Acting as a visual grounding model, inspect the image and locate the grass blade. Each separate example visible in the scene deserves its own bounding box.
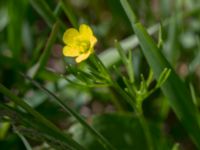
[21,73,116,150]
[29,0,65,30]
[120,0,200,148]
[0,103,76,150]
[0,83,85,150]
[60,0,78,28]
[7,0,28,60]
[29,0,56,28]
[99,4,200,68]
[15,129,33,150]
[27,21,60,78]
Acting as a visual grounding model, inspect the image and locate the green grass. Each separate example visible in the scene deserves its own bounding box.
[0,0,200,149]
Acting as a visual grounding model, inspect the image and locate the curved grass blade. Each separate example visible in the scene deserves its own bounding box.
[21,73,116,150]
[120,0,200,148]
[7,0,28,60]
[0,104,76,150]
[0,83,85,150]
[99,4,200,68]
[29,0,55,27]
[60,0,78,28]
[29,0,65,30]
[14,129,33,150]
[27,21,60,78]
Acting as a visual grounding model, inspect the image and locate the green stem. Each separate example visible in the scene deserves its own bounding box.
[138,113,154,150]
[90,52,154,149]
[114,80,154,150]
[112,81,135,108]
[90,53,112,80]
[90,53,135,110]
[109,87,126,112]
[135,100,154,150]
[91,47,154,150]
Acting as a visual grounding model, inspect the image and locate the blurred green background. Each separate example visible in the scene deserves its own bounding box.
[0,0,200,149]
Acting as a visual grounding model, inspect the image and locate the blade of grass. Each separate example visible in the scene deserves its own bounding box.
[134,20,200,148]
[21,73,116,150]
[99,4,200,67]
[29,0,55,27]
[29,0,65,30]
[28,0,67,78]
[27,21,60,78]
[7,0,28,60]
[0,103,76,150]
[120,0,200,148]
[60,0,78,28]
[0,83,85,150]
[15,129,33,150]
[99,24,159,67]
[189,83,198,106]
[28,1,64,68]
[54,1,62,16]
[115,41,134,83]
[28,37,46,67]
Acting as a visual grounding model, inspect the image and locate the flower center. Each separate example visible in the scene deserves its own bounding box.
[76,40,90,54]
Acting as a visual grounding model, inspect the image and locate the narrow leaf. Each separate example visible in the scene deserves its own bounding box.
[61,0,78,28]
[21,74,116,150]
[0,83,85,150]
[27,21,60,78]
[120,0,200,148]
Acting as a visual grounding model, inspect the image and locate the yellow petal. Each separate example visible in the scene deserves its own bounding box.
[75,50,92,63]
[79,24,93,39]
[90,36,97,47]
[63,28,79,45]
[63,46,80,57]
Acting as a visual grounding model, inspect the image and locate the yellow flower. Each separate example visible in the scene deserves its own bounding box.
[62,24,97,63]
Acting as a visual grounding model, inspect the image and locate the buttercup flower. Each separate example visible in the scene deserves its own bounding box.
[62,24,97,63]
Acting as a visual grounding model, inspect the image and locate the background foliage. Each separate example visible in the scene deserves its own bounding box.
[0,0,200,150]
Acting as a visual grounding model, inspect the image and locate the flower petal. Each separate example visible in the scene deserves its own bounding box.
[90,36,97,47]
[79,24,93,39]
[63,46,80,57]
[75,50,92,63]
[63,28,79,45]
